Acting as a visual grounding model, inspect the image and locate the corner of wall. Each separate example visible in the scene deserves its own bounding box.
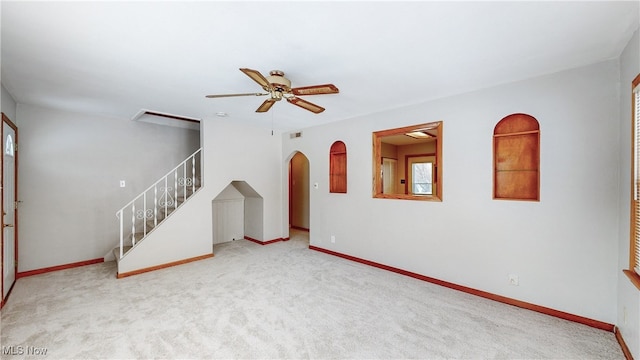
[1,83,18,122]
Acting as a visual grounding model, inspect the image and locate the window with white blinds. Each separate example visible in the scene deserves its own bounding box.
[632,74,640,276]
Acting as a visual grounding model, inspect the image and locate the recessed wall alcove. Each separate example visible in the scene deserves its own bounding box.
[212,181,263,245]
[493,113,540,201]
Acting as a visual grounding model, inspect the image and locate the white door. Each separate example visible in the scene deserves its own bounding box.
[2,116,17,300]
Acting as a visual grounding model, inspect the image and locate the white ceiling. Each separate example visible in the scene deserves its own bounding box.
[1,1,638,132]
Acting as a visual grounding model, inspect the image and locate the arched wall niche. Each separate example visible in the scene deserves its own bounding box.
[493,113,540,201]
[330,141,347,194]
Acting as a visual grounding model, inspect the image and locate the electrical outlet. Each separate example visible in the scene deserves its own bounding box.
[331,235,335,243]
[508,274,519,286]
[119,180,126,188]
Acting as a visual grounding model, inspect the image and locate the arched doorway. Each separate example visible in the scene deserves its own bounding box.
[288,152,310,239]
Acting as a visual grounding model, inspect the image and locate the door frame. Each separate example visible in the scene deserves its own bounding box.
[288,151,310,232]
[1,112,18,307]
[382,157,398,194]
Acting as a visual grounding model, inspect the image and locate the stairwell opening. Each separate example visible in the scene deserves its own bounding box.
[212,181,263,246]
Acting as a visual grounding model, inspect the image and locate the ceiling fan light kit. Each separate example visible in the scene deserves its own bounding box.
[206,68,339,114]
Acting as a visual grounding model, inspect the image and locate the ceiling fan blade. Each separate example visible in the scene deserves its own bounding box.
[291,84,339,96]
[287,96,325,114]
[205,92,268,98]
[240,68,271,91]
[256,98,277,113]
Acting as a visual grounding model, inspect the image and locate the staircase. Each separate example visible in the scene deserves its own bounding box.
[114,148,202,263]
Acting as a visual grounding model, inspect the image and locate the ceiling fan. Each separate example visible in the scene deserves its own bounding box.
[206,68,339,114]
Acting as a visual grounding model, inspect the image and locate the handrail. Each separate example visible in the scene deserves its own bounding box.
[117,148,202,212]
[116,148,202,259]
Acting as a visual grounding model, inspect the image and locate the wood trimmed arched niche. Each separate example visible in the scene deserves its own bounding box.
[329,141,347,193]
[493,113,540,201]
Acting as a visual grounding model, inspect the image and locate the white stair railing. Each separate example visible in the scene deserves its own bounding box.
[116,148,202,259]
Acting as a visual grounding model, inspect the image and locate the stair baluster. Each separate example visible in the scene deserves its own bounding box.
[115,148,202,260]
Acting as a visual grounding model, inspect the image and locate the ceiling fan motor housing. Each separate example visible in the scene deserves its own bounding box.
[267,70,291,93]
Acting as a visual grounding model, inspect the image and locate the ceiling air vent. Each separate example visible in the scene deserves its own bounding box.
[290,131,303,139]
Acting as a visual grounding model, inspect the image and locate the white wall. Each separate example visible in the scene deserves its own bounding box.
[138,117,282,256]
[244,197,264,240]
[283,60,621,324]
[1,84,17,122]
[202,118,283,242]
[17,104,200,271]
[617,28,640,358]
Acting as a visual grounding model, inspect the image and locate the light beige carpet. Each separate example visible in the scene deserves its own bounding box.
[0,230,624,359]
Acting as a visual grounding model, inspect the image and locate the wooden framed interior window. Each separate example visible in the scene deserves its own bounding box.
[493,114,540,201]
[627,73,640,290]
[329,141,347,193]
[373,121,442,201]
